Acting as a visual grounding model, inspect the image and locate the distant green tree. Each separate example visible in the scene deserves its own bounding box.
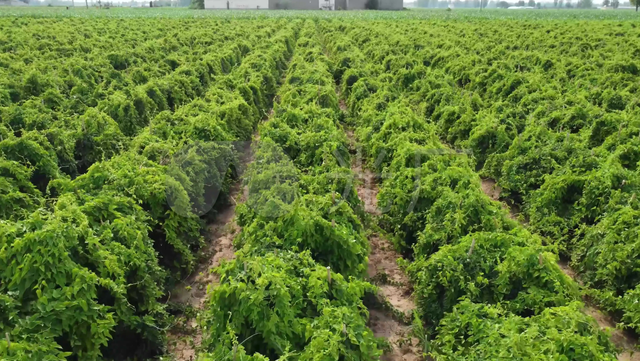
[631,0,638,11]
[612,0,619,7]
[602,0,610,5]
[516,0,524,5]
[527,0,534,5]
[554,0,558,6]
[559,0,563,6]
[565,0,572,6]
[190,0,203,8]
[577,0,591,7]
[497,0,509,6]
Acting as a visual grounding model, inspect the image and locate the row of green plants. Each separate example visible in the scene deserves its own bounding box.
[0,17,265,108]
[0,18,285,223]
[0,18,297,360]
[3,13,637,360]
[370,18,640,335]
[321,19,622,359]
[197,21,384,361]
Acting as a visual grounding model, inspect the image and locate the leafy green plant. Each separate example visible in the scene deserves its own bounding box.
[408,232,578,325]
[429,300,618,360]
[201,251,380,360]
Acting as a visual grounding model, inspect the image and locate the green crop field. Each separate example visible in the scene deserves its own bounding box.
[0,6,639,361]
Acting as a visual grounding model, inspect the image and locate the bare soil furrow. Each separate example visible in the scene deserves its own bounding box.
[345,128,422,361]
[166,140,253,361]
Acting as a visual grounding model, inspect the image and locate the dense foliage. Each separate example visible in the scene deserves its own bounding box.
[198,22,382,361]
[320,17,625,359]
[352,15,640,334]
[2,8,640,361]
[0,16,296,359]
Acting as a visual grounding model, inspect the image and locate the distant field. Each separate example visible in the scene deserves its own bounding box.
[2,6,640,19]
[1,7,639,361]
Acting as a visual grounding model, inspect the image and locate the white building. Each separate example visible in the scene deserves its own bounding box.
[205,0,268,8]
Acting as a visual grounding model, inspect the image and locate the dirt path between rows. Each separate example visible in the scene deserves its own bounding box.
[480,178,520,220]
[481,178,639,361]
[330,32,421,358]
[166,142,252,361]
[345,127,422,361]
[164,43,295,360]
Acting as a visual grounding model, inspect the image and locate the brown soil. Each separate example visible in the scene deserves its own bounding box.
[352,150,380,216]
[166,143,253,361]
[480,178,501,201]
[346,127,422,361]
[337,85,348,112]
[480,177,639,360]
[166,196,240,361]
[169,202,239,308]
[584,307,640,361]
[339,99,347,112]
[481,178,518,220]
[370,309,423,361]
[367,234,414,315]
[557,259,580,284]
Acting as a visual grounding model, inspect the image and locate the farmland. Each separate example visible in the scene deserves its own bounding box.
[1,7,639,361]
